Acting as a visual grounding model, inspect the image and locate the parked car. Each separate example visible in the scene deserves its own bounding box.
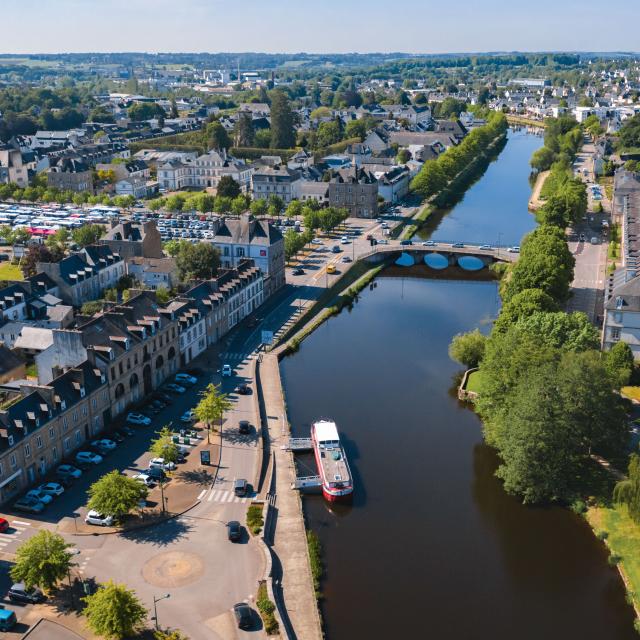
[331,245,341,254]
[75,451,103,466]
[400,240,413,246]
[451,242,465,248]
[84,510,114,527]
[25,489,52,505]
[175,373,197,385]
[126,412,151,426]
[507,246,520,253]
[341,256,352,263]
[37,482,65,497]
[479,244,493,251]
[326,264,337,274]
[292,267,305,275]
[149,457,176,472]
[56,464,82,480]
[133,473,156,487]
[233,602,253,630]
[146,466,167,482]
[311,238,322,245]
[0,518,9,533]
[153,392,173,405]
[163,383,186,394]
[227,520,242,542]
[221,364,232,377]
[235,383,250,395]
[119,426,136,437]
[340,236,349,244]
[91,439,117,452]
[180,410,196,423]
[0,607,17,631]
[422,240,437,246]
[8,583,45,604]
[13,496,45,514]
[238,420,251,435]
[233,478,249,497]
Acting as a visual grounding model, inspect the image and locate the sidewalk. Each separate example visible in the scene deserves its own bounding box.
[259,353,323,640]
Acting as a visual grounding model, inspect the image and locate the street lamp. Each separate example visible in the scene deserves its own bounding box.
[152,593,170,630]
[159,480,166,514]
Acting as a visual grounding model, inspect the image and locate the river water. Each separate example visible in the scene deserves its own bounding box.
[280,129,637,639]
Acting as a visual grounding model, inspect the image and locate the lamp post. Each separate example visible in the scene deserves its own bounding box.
[152,593,170,630]
[160,480,166,514]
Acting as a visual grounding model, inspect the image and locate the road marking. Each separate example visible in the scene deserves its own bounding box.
[197,490,206,500]
[207,490,215,502]
[0,534,15,541]
[12,520,30,527]
[0,542,7,547]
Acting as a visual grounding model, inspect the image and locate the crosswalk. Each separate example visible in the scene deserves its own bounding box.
[220,352,247,361]
[197,488,250,504]
[0,519,31,550]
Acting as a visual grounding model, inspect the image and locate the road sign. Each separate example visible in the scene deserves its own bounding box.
[200,450,211,465]
[261,330,274,345]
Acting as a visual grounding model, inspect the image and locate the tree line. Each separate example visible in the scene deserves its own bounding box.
[411,111,508,199]
[530,115,583,173]
[449,223,634,504]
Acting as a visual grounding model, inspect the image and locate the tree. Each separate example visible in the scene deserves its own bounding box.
[344,119,369,142]
[234,112,255,147]
[315,120,342,148]
[613,454,640,523]
[128,102,165,122]
[81,300,104,316]
[170,98,179,119]
[150,426,181,463]
[84,581,148,640]
[155,631,189,640]
[270,90,296,149]
[397,149,411,164]
[217,176,241,199]
[206,121,231,151]
[250,198,268,217]
[411,159,448,198]
[285,200,303,219]
[605,341,635,388]
[163,239,188,257]
[448,329,487,368]
[515,311,599,352]
[155,286,171,305]
[72,223,104,247]
[88,470,148,519]
[21,244,63,278]
[493,288,558,332]
[89,107,115,124]
[175,242,220,281]
[194,383,232,436]
[530,146,556,172]
[501,225,574,304]
[11,530,74,592]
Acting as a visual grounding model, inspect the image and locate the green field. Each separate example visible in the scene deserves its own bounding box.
[466,370,485,394]
[0,263,24,281]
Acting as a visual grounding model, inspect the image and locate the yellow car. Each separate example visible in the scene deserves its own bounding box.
[326,264,336,274]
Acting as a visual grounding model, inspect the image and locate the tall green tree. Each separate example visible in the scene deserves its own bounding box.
[84,581,148,640]
[206,121,231,151]
[72,223,104,247]
[175,242,220,281]
[449,329,487,368]
[234,112,255,147]
[613,454,640,523]
[11,530,74,592]
[217,176,241,199]
[194,383,232,435]
[605,341,635,388]
[150,426,181,463]
[88,470,148,519]
[270,90,296,149]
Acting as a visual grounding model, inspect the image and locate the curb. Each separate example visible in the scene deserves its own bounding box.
[68,499,201,537]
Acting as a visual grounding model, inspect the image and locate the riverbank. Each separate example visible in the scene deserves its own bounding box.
[528,169,549,211]
[506,114,546,128]
[397,132,508,240]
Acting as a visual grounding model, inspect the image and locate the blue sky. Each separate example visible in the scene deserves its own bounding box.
[3,0,639,54]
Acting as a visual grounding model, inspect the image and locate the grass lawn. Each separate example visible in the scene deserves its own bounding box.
[587,504,640,614]
[622,386,640,402]
[0,263,23,281]
[466,370,485,394]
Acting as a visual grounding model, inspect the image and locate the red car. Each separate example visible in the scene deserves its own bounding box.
[0,518,9,533]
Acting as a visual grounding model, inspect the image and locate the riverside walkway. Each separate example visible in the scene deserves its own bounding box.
[258,352,323,640]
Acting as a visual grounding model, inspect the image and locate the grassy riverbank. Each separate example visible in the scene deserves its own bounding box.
[506,114,546,129]
[587,504,640,625]
[307,530,323,598]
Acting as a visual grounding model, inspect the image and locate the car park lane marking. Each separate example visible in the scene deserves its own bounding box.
[12,520,31,527]
[197,489,206,500]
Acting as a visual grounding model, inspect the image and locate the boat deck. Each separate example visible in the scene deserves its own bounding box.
[317,442,351,486]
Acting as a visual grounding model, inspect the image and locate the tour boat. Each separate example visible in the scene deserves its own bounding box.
[311,420,353,502]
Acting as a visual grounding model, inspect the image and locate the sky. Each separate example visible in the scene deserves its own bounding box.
[3,0,639,54]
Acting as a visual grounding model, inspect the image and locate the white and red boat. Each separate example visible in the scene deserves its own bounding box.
[311,420,353,503]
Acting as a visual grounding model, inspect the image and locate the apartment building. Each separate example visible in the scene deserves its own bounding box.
[0,361,109,505]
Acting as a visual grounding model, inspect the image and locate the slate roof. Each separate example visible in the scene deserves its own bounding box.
[214,215,283,246]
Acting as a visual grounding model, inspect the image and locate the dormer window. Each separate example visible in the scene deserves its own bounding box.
[7,435,13,446]
[109,349,115,361]
[35,418,40,427]
[80,387,86,398]
[124,338,131,351]
[100,373,106,383]
[61,400,66,410]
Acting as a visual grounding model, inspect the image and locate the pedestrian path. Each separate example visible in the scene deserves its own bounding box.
[197,488,250,504]
[0,519,31,551]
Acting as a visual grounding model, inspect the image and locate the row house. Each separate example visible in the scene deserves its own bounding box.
[38,245,125,307]
[0,146,28,188]
[251,164,302,204]
[36,291,180,415]
[0,361,109,505]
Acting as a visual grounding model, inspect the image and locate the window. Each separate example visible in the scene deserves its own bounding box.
[92,398,97,409]
[24,443,31,458]
[612,327,621,341]
[49,427,55,440]
[73,411,78,423]
[64,438,71,451]
[36,436,42,449]
[111,367,116,380]
[63,416,68,430]
[82,406,88,417]
[52,447,58,461]
[10,454,17,469]
[75,431,81,444]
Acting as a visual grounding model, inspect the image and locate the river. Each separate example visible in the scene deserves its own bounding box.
[279,129,638,639]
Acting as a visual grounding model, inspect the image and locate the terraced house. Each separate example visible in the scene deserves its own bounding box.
[35,291,180,416]
[0,361,109,505]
